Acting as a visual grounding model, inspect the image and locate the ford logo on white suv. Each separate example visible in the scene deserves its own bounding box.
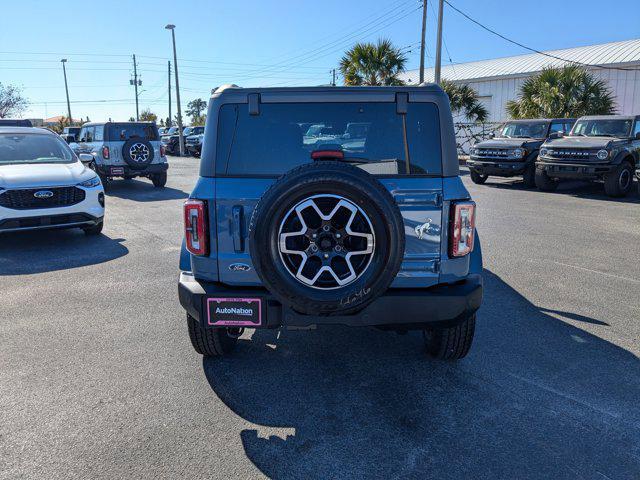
[33,190,54,199]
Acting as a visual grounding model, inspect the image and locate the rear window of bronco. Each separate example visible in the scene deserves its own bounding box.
[215,102,442,176]
[107,124,158,142]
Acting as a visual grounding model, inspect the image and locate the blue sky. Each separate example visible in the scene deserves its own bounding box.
[2,0,639,122]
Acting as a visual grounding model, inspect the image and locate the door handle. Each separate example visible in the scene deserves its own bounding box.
[232,206,244,253]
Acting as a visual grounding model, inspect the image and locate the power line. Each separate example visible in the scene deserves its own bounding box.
[443,0,638,72]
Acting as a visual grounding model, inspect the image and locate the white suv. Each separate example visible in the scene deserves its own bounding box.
[0,127,105,235]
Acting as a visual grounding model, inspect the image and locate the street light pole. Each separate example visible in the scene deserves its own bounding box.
[419,0,428,84]
[61,59,72,125]
[165,24,184,156]
[434,0,444,85]
[167,60,172,126]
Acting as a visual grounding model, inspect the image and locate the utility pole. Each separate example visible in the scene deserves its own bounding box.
[60,59,72,125]
[434,0,444,85]
[132,54,140,121]
[419,0,428,83]
[166,24,185,156]
[167,60,172,126]
[331,69,336,86]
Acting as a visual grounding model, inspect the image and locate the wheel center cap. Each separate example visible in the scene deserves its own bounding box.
[319,235,335,251]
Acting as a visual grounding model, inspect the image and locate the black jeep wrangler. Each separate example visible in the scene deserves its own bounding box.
[467,118,575,187]
[536,115,640,197]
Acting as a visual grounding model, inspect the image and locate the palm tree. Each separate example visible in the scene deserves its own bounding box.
[507,65,615,119]
[340,39,407,86]
[440,80,488,122]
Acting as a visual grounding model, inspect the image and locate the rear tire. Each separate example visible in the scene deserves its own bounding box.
[469,170,488,184]
[151,172,167,188]
[535,167,558,192]
[83,221,103,236]
[423,314,476,360]
[522,163,536,188]
[187,314,238,357]
[604,161,633,198]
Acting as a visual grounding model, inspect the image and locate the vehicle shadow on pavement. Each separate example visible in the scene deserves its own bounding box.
[202,269,640,480]
[104,179,189,202]
[0,229,128,274]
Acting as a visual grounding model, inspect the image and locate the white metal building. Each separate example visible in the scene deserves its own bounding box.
[399,38,640,122]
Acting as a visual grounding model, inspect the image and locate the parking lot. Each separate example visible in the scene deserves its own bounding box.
[1,156,639,479]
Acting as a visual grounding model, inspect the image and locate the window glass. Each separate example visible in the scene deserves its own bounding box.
[549,122,565,134]
[94,125,104,141]
[85,126,94,142]
[500,121,548,138]
[0,133,74,164]
[216,102,442,176]
[572,119,632,137]
[107,123,158,141]
[78,127,88,142]
[633,120,640,136]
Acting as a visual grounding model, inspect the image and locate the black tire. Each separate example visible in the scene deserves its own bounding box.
[187,314,238,356]
[151,172,167,188]
[535,167,558,192]
[122,138,154,170]
[604,161,633,198]
[82,221,103,236]
[423,314,476,360]
[249,161,405,316]
[522,163,536,188]
[469,170,488,184]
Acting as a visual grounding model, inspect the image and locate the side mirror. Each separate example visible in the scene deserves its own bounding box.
[488,132,495,139]
[78,153,94,163]
[548,131,563,139]
[635,132,640,140]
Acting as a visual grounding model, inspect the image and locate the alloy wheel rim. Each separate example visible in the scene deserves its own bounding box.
[277,194,375,290]
[129,143,150,162]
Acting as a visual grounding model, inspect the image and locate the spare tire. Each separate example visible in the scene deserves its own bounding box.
[249,161,405,316]
[122,138,154,169]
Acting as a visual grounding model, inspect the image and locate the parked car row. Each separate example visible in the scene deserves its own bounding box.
[467,115,640,197]
[160,126,204,156]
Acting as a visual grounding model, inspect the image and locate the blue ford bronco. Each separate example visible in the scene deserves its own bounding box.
[178,85,483,360]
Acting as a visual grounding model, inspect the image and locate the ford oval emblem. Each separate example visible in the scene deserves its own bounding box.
[34,190,54,199]
[229,263,251,272]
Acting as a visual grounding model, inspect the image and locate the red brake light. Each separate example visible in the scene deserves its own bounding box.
[449,201,476,257]
[101,145,110,159]
[311,149,344,160]
[184,199,209,256]
[160,145,166,157]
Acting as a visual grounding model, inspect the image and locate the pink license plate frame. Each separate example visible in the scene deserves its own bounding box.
[206,297,262,327]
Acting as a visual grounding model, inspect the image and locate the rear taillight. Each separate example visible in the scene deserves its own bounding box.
[101,145,110,159]
[449,201,476,257]
[160,145,166,157]
[184,199,209,256]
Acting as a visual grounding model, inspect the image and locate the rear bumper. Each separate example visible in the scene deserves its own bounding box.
[178,272,483,329]
[95,162,168,178]
[536,161,615,179]
[467,158,528,176]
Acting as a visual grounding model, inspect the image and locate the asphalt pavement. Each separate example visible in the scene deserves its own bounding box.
[1,158,639,479]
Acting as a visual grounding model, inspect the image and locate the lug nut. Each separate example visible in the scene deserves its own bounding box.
[336,233,341,238]
[323,253,329,259]
[312,233,317,238]
[335,245,342,252]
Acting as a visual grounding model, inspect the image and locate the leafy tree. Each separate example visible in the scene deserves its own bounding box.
[52,116,70,133]
[128,116,136,122]
[186,98,207,123]
[507,65,615,119]
[440,80,488,122]
[139,108,158,122]
[339,39,407,86]
[0,83,28,118]
[191,114,206,126]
